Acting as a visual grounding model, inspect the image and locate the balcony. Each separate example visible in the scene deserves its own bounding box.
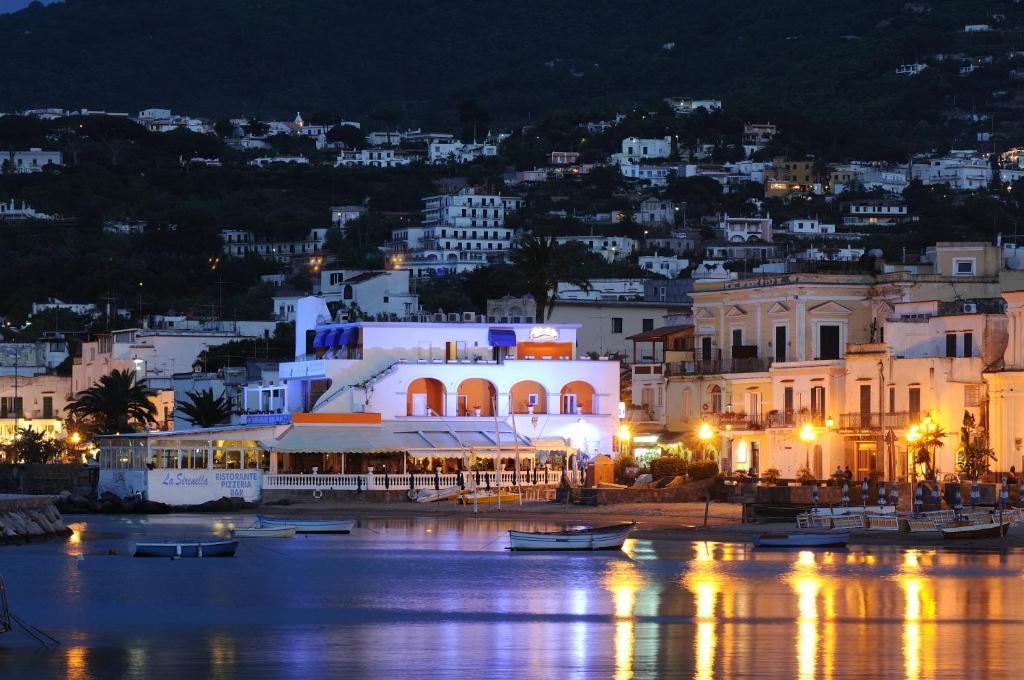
[665,356,772,376]
[838,412,913,431]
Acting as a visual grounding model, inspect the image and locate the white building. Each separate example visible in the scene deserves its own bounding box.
[96,297,622,505]
[554,235,637,261]
[798,246,866,261]
[1,149,62,173]
[390,188,524,276]
[664,97,722,115]
[0,374,71,442]
[427,142,497,164]
[639,255,689,278]
[31,298,98,318]
[896,63,928,76]
[0,340,71,376]
[778,218,836,236]
[556,279,646,301]
[720,215,773,242]
[330,205,367,230]
[636,197,677,225]
[273,269,420,322]
[842,199,910,228]
[0,199,52,220]
[248,156,310,168]
[336,149,413,168]
[221,228,328,262]
[620,136,673,162]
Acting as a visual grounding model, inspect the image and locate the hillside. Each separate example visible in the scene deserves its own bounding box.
[0,0,1022,136]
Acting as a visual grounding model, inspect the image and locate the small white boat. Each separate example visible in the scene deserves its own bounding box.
[509,522,635,551]
[231,525,297,538]
[752,532,850,548]
[257,515,356,534]
[414,485,462,503]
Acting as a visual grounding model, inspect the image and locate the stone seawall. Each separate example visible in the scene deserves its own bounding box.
[264,489,418,504]
[0,494,71,544]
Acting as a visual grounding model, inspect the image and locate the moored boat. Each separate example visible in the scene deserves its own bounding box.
[231,525,297,538]
[941,519,1011,539]
[458,490,520,505]
[414,486,462,503]
[752,532,850,548]
[508,522,635,551]
[257,515,356,534]
[133,539,240,558]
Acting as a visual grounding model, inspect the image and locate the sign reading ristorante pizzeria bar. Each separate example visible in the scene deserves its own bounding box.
[529,326,559,341]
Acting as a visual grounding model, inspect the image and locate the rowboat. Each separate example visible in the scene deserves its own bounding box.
[231,525,297,538]
[458,490,520,505]
[133,539,240,558]
[257,515,356,534]
[752,532,850,548]
[508,522,635,551]
[413,486,462,503]
[941,519,1011,539]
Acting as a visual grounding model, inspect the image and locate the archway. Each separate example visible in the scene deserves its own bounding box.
[510,380,547,414]
[456,378,497,416]
[560,381,596,415]
[407,378,445,416]
[707,384,722,414]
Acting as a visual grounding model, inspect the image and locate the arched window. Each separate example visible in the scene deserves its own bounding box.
[560,381,596,414]
[407,378,445,416]
[708,385,722,414]
[343,285,353,300]
[510,380,546,414]
[456,379,497,416]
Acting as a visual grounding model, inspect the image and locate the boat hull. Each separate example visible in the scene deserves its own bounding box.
[459,492,519,505]
[752,532,850,548]
[257,515,355,534]
[415,486,461,503]
[508,523,634,551]
[133,539,240,558]
[231,526,297,538]
[941,521,1011,539]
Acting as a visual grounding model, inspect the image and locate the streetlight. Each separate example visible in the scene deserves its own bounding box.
[799,422,817,470]
[906,423,922,481]
[616,423,632,460]
[697,421,715,460]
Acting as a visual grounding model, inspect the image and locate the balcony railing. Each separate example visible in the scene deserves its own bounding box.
[838,412,914,430]
[665,356,772,376]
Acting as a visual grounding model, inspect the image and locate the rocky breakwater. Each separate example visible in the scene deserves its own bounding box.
[0,493,72,544]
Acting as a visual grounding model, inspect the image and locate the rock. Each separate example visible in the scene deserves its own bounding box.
[139,500,170,514]
[58,490,72,500]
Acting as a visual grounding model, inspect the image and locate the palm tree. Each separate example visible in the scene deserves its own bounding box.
[509,234,593,321]
[176,388,234,429]
[67,369,157,434]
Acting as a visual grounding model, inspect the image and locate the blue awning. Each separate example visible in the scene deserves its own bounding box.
[488,328,517,347]
[324,329,342,348]
[312,331,329,349]
[334,327,359,347]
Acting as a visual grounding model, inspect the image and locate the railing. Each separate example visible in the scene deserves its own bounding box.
[241,413,292,426]
[263,468,574,491]
[838,412,914,430]
[665,356,772,376]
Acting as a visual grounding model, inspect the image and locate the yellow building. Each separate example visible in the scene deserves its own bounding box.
[765,158,822,199]
[654,242,1021,480]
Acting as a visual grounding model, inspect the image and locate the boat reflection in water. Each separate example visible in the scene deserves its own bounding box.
[2,516,1023,678]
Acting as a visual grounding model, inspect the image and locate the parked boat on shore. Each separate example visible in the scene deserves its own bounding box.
[941,519,1012,539]
[508,522,635,551]
[413,486,462,503]
[458,490,520,505]
[752,532,850,548]
[133,539,240,558]
[231,525,297,538]
[256,515,355,534]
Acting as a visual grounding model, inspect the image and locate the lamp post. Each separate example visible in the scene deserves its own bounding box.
[697,421,715,461]
[906,423,922,483]
[617,424,632,459]
[799,422,817,472]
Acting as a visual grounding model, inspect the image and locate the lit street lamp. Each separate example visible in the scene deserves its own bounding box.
[799,422,817,470]
[697,421,715,460]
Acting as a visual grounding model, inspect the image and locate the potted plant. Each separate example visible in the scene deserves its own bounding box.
[796,465,815,485]
[527,404,535,414]
[763,468,782,485]
[473,406,482,417]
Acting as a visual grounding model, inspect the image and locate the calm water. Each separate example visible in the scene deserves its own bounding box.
[0,515,1021,679]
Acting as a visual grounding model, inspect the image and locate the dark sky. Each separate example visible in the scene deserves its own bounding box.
[0,0,59,14]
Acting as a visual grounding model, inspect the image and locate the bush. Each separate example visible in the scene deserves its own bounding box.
[613,453,640,484]
[650,456,688,479]
[687,460,720,480]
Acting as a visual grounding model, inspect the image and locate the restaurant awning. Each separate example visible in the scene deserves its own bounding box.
[312,331,329,349]
[266,421,533,454]
[488,328,517,347]
[529,436,575,452]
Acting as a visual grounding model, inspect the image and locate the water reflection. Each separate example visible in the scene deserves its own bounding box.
[9,516,1024,678]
